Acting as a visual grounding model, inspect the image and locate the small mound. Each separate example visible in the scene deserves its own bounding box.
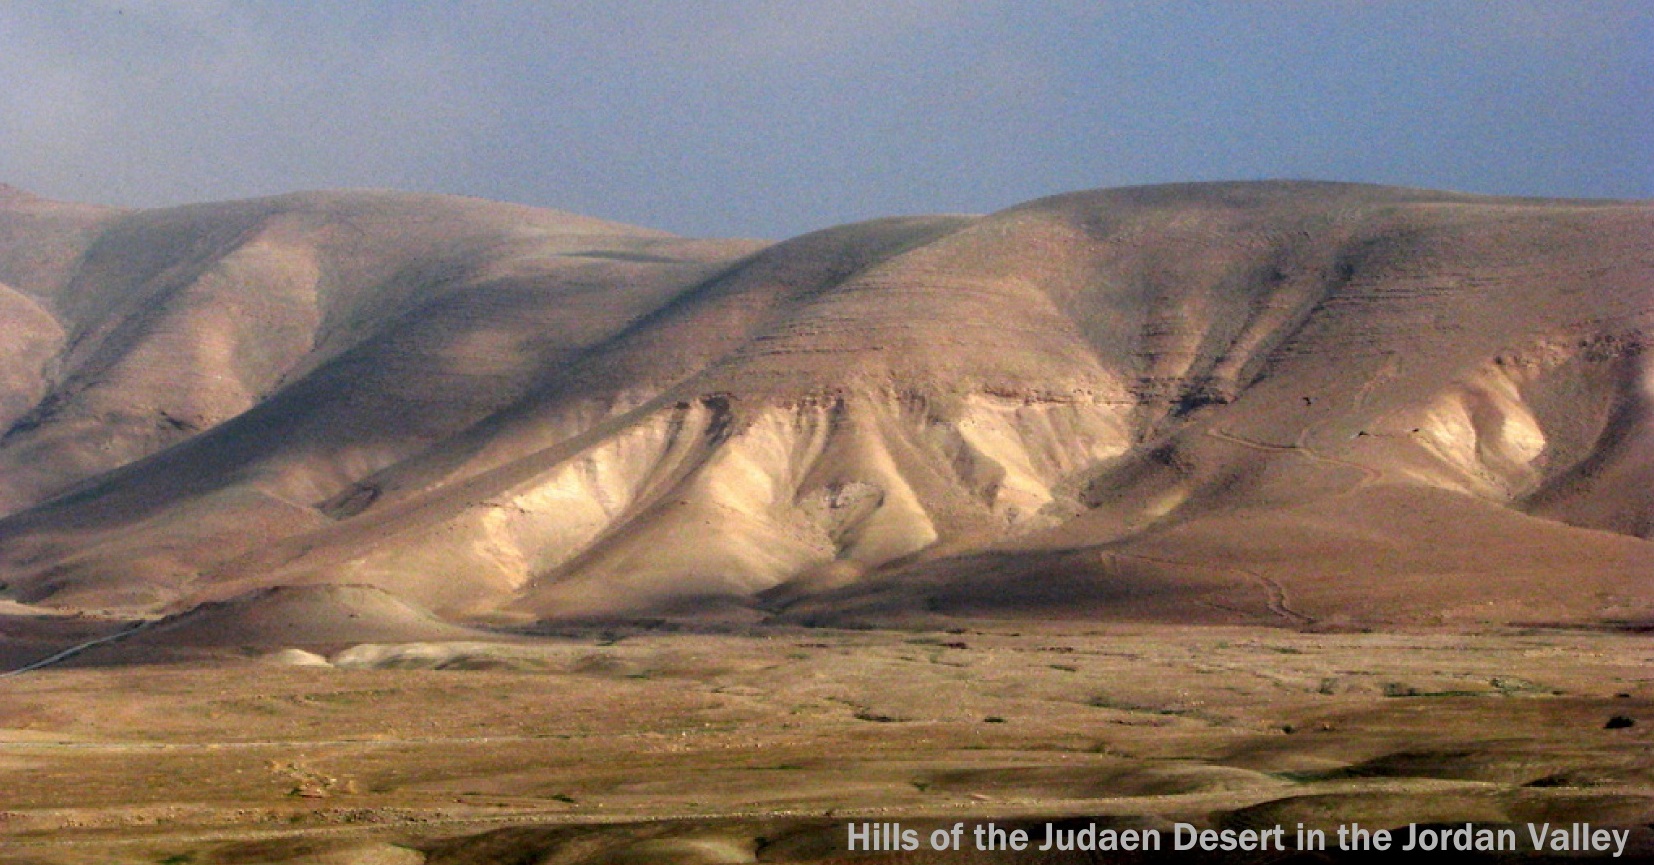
[1221,790,1510,833]
[134,584,482,648]
[261,647,333,667]
[604,837,756,864]
[1505,792,1654,826]
[327,641,657,674]
[330,641,541,671]
[922,763,1286,799]
[421,822,777,865]
[201,840,424,865]
[1321,748,1582,786]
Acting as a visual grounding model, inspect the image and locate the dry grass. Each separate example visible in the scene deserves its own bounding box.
[1,623,1651,862]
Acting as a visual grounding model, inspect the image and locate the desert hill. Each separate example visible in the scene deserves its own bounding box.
[0,181,1649,630]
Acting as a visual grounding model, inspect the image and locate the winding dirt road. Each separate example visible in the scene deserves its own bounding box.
[0,618,159,679]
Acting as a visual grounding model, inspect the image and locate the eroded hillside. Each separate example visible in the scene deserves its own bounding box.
[0,182,1649,629]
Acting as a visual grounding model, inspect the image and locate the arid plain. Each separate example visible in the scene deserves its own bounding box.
[1,180,1652,861]
[3,619,1653,863]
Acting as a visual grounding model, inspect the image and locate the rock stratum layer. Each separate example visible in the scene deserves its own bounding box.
[0,181,1650,629]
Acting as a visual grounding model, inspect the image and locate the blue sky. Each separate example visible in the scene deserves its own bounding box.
[2,1,1649,237]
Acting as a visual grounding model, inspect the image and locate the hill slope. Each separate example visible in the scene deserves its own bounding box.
[0,182,1649,629]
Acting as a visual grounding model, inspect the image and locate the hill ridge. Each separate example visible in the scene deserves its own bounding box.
[0,181,1649,629]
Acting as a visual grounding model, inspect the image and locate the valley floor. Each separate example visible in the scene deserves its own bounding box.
[1,623,1651,863]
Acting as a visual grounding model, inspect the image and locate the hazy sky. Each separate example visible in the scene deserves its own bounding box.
[2,1,1649,237]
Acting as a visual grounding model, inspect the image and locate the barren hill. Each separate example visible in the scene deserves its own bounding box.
[0,182,1649,630]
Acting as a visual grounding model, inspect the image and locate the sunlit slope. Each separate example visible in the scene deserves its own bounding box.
[0,182,1648,626]
[0,187,762,606]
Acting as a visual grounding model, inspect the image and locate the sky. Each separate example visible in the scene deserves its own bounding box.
[1,1,1649,238]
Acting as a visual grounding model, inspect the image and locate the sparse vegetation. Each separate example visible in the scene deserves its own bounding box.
[0,179,1647,864]
[1,618,1650,861]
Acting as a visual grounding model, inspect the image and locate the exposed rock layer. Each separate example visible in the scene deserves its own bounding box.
[0,182,1649,628]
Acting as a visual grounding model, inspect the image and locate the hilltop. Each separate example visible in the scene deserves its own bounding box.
[0,181,1649,634]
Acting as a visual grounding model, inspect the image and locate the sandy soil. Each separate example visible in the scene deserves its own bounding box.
[1,623,1650,863]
